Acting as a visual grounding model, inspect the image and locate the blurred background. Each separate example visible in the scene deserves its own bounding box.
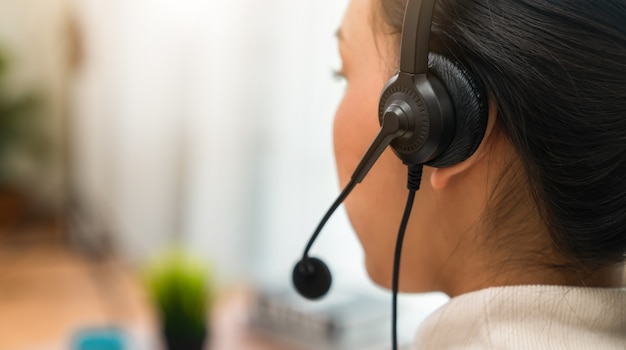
[0,0,447,349]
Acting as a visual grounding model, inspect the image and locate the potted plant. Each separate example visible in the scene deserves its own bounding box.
[0,46,47,229]
[145,249,214,350]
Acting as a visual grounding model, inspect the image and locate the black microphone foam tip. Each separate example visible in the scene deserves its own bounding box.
[292,257,332,300]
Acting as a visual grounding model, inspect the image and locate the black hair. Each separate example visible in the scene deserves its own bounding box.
[378,0,626,270]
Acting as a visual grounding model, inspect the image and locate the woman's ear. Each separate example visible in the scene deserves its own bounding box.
[430,100,499,190]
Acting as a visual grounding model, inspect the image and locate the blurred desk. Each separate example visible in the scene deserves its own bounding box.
[0,238,159,349]
[0,234,396,350]
[0,235,297,350]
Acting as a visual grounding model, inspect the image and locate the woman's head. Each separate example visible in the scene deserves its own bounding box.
[334,0,626,296]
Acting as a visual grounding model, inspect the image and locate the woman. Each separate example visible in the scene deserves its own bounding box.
[333,0,625,348]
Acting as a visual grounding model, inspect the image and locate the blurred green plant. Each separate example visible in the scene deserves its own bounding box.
[144,249,214,349]
[0,47,47,187]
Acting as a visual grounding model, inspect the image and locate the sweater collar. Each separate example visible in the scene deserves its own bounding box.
[414,285,626,349]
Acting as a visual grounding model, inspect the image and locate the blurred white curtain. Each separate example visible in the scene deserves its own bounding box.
[71,0,370,288]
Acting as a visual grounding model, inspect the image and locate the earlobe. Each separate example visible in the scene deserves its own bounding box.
[430,100,499,190]
[429,167,452,190]
[429,156,475,190]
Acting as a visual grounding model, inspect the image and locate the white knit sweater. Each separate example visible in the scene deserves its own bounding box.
[413,285,626,349]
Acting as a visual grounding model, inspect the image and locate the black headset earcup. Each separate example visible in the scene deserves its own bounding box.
[425,53,488,168]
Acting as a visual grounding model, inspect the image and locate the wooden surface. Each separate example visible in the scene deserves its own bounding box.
[0,237,158,349]
[0,235,299,349]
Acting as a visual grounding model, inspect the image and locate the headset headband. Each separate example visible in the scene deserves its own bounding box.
[400,0,436,75]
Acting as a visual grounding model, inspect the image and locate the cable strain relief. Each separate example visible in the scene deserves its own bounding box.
[407,164,423,191]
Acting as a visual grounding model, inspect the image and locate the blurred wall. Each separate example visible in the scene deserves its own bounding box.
[71,0,371,289]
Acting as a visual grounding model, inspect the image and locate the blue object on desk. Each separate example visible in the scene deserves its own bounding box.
[72,328,127,350]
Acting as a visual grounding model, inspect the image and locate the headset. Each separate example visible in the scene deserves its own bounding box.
[292,0,488,348]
